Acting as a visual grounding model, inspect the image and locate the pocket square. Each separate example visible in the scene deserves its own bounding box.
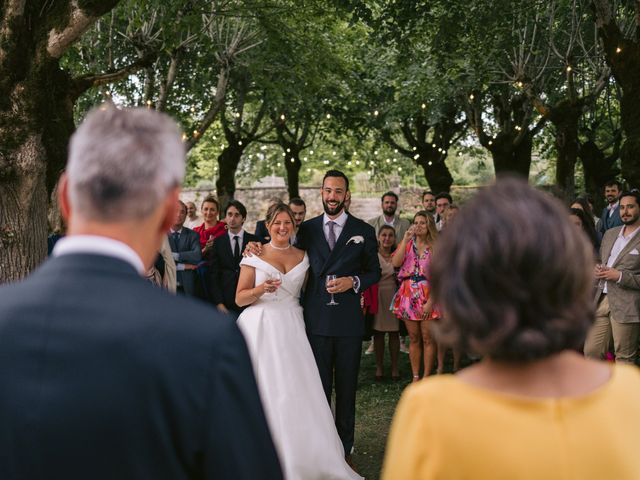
[630,248,639,255]
[346,235,364,245]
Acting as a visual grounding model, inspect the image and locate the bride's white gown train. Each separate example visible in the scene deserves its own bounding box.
[237,254,361,480]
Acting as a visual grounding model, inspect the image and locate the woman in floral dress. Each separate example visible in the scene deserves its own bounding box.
[392,211,439,382]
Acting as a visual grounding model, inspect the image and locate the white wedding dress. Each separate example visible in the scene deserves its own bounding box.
[237,254,361,480]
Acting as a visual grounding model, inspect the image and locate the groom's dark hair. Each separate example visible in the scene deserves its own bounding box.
[323,169,349,191]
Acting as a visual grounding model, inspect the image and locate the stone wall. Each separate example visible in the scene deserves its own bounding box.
[181,184,482,233]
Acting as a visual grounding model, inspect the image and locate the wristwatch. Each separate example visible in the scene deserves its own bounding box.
[350,276,361,293]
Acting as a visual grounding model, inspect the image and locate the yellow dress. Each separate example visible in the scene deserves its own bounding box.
[382,364,640,480]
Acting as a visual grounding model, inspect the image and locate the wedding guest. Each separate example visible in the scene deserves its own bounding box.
[571,196,597,227]
[146,236,177,293]
[421,191,436,219]
[599,180,623,235]
[372,225,400,381]
[434,192,452,230]
[569,207,600,254]
[184,201,202,228]
[383,177,640,480]
[392,211,439,381]
[193,195,226,258]
[288,197,306,245]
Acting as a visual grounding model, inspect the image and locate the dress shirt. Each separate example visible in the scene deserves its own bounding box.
[229,230,244,258]
[169,227,186,271]
[322,210,360,293]
[603,225,640,293]
[228,229,245,245]
[52,235,145,275]
[607,201,619,218]
[322,210,348,243]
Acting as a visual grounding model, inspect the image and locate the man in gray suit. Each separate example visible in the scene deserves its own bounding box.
[367,191,410,240]
[585,190,640,364]
[168,200,202,295]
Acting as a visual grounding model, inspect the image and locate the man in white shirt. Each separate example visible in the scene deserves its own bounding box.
[434,192,452,231]
[585,190,640,364]
[209,200,259,313]
[288,197,307,245]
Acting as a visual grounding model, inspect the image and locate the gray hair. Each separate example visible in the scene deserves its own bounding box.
[67,105,185,221]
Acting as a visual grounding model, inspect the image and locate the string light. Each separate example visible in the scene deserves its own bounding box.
[310,150,314,155]
[516,81,524,88]
[414,154,420,159]
[181,133,188,141]
[238,140,243,145]
[373,110,379,117]
[469,94,474,101]
[488,140,493,145]
[286,148,291,152]
[146,100,152,108]
[193,130,199,137]
[432,143,436,148]
[235,112,241,118]
[616,47,622,53]
[421,103,426,109]
[374,150,379,155]
[280,114,286,121]
[412,146,417,151]
[303,157,308,161]
[332,151,337,156]
[326,114,331,119]
[290,158,295,163]
[566,66,572,72]
[355,160,360,165]
[428,161,433,166]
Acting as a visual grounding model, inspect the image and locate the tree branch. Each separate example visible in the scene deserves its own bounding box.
[70,52,156,100]
[186,66,230,151]
[47,1,121,59]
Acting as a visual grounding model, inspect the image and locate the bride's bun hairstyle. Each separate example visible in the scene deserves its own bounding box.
[266,202,296,227]
[431,176,595,362]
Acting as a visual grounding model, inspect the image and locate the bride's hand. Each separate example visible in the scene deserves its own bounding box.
[261,279,281,294]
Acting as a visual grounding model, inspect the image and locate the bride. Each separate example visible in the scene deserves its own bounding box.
[235,203,361,480]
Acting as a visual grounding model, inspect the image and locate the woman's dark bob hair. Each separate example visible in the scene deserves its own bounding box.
[431,177,595,362]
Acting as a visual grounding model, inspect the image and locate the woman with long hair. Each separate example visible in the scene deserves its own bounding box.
[391,211,439,382]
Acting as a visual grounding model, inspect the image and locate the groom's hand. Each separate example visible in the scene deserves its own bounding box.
[326,276,354,294]
[243,241,263,257]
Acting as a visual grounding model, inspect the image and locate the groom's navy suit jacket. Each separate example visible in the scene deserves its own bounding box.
[297,214,381,337]
[0,253,282,480]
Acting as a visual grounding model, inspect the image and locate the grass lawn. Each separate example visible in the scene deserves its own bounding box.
[351,340,413,480]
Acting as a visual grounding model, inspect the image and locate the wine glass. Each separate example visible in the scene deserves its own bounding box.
[596,263,607,290]
[267,271,283,298]
[326,274,339,306]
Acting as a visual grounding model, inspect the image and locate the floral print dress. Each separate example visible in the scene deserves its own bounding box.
[391,238,439,321]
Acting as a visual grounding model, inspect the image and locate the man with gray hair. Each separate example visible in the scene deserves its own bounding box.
[0,105,282,480]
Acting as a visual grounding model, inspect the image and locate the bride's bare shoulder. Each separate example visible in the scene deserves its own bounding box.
[291,246,306,260]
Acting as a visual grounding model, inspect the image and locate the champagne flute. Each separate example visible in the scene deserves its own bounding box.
[326,274,339,306]
[267,271,283,298]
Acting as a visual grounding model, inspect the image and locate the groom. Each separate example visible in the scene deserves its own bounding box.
[296,170,381,463]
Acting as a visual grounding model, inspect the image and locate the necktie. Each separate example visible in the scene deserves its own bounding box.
[233,235,240,260]
[327,221,337,250]
[172,231,179,247]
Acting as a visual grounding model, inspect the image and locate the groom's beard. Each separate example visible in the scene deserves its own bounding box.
[323,199,345,216]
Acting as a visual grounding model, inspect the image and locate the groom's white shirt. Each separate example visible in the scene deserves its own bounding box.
[322,210,348,243]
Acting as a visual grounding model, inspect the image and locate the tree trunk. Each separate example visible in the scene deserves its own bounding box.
[550,101,582,201]
[283,149,301,200]
[215,144,245,208]
[620,86,640,188]
[0,61,75,284]
[415,148,453,193]
[490,133,532,178]
[579,140,619,211]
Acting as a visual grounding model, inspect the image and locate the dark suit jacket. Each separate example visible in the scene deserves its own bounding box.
[600,204,623,235]
[168,227,202,295]
[254,220,270,242]
[210,231,259,312]
[0,254,282,480]
[297,214,381,337]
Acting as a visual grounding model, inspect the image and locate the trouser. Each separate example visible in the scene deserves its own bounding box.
[584,295,640,364]
[307,334,362,456]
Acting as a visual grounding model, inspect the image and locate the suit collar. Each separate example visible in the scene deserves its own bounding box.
[320,214,358,275]
[52,235,145,274]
